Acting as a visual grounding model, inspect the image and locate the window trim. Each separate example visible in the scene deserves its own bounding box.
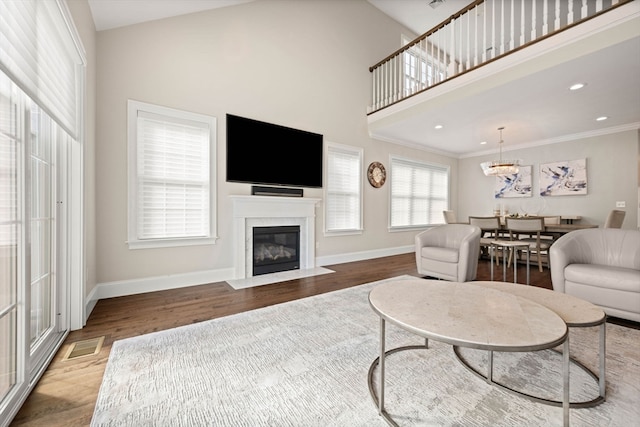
[323,141,363,236]
[388,155,450,231]
[126,100,217,249]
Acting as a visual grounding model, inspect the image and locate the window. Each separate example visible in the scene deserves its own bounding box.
[402,36,445,96]
[127,100,216,249]
[324,142,362,234]
[390,156,449,229]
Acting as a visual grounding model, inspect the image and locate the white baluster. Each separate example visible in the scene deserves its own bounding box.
[438,27,442,80]
[482,1,488,62]
[581,0,588,19]
[596,0,603,12]
[372,68,377,111]
[418,39,429,90]
[554,0,561,31]
[568,0,574,24]
[474,4,479,67]
[458,17,463,73]
[491,0,496,59]
[466,11,471,70]
[542,0,549,36]
[449,17,457,76]
[392,56,396,103]
[509,0,515,50]
[531,0,537,41]
[430,33,435,84]
[383,61,389,107]
[520,0,526,46]
[499,0,505,55]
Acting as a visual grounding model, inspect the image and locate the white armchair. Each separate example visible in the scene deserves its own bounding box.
[415,224,481,282]
[550,228,640,322]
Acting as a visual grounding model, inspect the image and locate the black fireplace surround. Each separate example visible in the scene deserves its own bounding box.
[252,226,300,276]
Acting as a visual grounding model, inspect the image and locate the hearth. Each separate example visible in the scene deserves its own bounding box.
[252,226,300,276]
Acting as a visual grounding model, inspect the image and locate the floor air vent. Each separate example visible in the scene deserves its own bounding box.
[63,336,105,361]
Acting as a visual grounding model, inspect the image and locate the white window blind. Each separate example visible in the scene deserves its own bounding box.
[128,100,216,248]
[325,143,362,233]
[0,0,84,138]
[390,157,449,228]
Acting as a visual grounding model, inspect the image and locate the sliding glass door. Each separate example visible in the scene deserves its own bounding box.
[0,72,21,420]
[29,104,65,375]
[0,72,68,425]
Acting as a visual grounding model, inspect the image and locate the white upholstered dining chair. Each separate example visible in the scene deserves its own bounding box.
[604,210,626,228]
[506,217,552,272]
[442,210,457,224]
[469,216,501,265]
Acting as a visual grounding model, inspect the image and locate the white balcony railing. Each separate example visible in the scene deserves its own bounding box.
[369,0,632,113]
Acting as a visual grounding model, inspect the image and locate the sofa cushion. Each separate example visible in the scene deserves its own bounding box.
[420,246,459,263]
[564,264,640,293]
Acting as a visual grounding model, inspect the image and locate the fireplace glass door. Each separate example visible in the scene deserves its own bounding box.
[252,226,300,276]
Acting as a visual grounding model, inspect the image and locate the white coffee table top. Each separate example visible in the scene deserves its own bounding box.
[471,281,606,327]
[369,279,568,352]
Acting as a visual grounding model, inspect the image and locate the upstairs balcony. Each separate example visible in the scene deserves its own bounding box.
[367,0,640,156]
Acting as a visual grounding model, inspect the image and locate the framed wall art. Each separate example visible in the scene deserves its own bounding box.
[494,165,532,198]
[539,159,587,196]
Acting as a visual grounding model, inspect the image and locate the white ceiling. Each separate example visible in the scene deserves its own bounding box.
[87,0,640,157]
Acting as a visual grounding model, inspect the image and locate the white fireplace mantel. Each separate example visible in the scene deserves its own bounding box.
[231,195,321,279]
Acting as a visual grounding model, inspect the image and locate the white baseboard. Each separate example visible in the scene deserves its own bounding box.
[85,246,415,318]
[316,245,414,267]
[86,267,235,314]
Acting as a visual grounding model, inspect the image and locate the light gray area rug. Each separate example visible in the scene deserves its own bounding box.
[92,276,640,426]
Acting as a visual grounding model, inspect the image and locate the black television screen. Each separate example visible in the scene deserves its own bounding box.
[226,114,323,188]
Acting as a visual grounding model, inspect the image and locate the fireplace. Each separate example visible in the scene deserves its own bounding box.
[231,195,321,280]
[252,226,300,276]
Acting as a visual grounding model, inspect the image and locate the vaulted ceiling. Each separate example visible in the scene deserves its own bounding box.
[87,0,640,157]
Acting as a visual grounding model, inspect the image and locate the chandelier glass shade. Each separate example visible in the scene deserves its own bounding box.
[480,127,521,176]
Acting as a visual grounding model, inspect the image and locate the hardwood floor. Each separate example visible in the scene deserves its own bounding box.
[5,253,614,426]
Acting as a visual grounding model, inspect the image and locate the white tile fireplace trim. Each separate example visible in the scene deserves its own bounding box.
[231,195,321,279]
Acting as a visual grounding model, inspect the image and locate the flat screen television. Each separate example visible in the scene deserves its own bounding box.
[226,114,323,188]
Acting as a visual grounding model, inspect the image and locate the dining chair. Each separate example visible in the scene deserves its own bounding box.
[443,210,457,224]
[541,215,561,241]
[506,217,552,272]
[604,210,626,228]
[469,216,501,265]
[543,216,561,225]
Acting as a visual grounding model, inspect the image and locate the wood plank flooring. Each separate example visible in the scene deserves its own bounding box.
[4,254,577,426]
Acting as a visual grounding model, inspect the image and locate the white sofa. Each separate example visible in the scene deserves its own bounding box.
[550,228,640,322]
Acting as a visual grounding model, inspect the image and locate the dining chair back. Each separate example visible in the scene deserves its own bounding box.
[543,216,561,225]
[506,217,551,272]
[604,210,626,228]
[443,210,457,224]
[469,216,501,264]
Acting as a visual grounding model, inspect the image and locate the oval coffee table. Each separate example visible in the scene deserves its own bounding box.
[368,279,570,427]
[466,281,606,408]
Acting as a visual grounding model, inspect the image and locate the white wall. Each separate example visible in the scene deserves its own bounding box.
[457,130,639,228]
[93,0,458,287]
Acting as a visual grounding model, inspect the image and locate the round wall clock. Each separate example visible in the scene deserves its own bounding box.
[367,161,386,188]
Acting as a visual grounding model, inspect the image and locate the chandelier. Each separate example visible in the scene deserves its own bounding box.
[480,127,521,176]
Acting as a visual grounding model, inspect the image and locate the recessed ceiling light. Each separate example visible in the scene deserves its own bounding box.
[596,116,608,121]
[480,141,487,145]
[434,125,443,129]
[569,83,586,91]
